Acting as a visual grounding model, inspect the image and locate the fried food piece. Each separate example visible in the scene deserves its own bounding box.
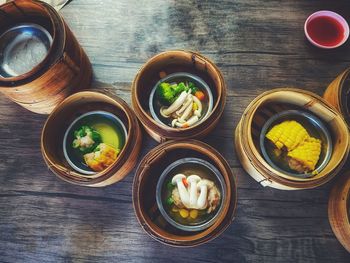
[84,143,119,172]
[207,185,221,214]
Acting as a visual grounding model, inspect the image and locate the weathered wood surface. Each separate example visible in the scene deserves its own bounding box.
[1,0,350,262]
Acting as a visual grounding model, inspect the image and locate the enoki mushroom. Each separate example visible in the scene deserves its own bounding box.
[160,91,203,128]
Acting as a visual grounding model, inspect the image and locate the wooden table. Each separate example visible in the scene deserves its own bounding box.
[1,0,350,262]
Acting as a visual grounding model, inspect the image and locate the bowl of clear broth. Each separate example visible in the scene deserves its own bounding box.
[149,72,213,129]
[156,157,225,232]
[260,110,332,179]
[63,111,128,175]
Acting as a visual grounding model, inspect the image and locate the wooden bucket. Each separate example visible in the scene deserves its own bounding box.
[41,90,142,187]
[235,88,349,190]
[323,68,350,127]
[0,0,92,114]
[132,140,237,247]
[132,50,226,142]
[328,172,350,252]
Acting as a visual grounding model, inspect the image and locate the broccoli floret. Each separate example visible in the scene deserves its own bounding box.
[72,125,102,153]
[187,82,199,93]
[156,82,191,105]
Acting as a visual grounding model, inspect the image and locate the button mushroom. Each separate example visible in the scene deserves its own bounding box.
[171,174,190,207]
[187,175,201,208]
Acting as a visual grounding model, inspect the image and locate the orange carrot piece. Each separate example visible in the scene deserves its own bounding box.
[159,71,167,78]
[195,91,205,100]
[182,177,188,188]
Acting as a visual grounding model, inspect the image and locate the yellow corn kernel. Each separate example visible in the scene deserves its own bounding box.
[266,120,309,151]
[179,209,189,218]
[287,137,322,171]
[189,209,198,219]
[192,102,198,111]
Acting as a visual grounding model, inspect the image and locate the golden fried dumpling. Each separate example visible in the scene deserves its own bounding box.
[84,143,119,172]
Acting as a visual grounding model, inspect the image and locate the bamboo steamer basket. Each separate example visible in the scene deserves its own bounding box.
[0,0,92,114]
[323,68,350,127]
[133,140,237,247]
[235,88,349,190]
[132,50,226,143]
[328,172,350,252]
[41,90,142,187]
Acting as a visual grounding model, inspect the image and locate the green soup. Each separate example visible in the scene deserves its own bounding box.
[64,111,126,174]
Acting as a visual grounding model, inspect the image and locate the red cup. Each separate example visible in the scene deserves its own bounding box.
[304,11,349,49]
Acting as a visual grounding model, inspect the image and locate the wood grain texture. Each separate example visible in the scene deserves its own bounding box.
[0,0,350,262]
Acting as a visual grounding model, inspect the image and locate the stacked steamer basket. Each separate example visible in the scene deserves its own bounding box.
[0,0,91,114]
[235,88,349,190]
[324,68,350,252]
[41,90,142,187]
[131,50,237,246]
[324,68,350,127]
[328,172,350,253]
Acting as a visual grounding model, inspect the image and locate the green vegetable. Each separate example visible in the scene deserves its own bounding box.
[72,125,102,153]
[166,181,175,191]
[156,81,201,105]
[166,196,174,205]
[187,82,199,93]
[156,82,187,105]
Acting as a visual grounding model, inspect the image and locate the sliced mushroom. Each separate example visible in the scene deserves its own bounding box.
[171,118,178,127]
[187,175,201,208]
[176,94,193,116]
[174,115,199,128]
[197,179,214,209]
[178,101,194,122]
[160,91,189,117]
[171,174,190,207]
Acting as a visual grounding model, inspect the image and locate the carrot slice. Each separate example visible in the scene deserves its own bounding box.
[182,177,188,187]
[194,91,205,100]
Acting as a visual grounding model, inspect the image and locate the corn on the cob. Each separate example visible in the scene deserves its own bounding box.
[266,120,309,151]
[287,137,322,172]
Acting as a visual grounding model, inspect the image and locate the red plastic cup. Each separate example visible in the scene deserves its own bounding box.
[304,10,349,49]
